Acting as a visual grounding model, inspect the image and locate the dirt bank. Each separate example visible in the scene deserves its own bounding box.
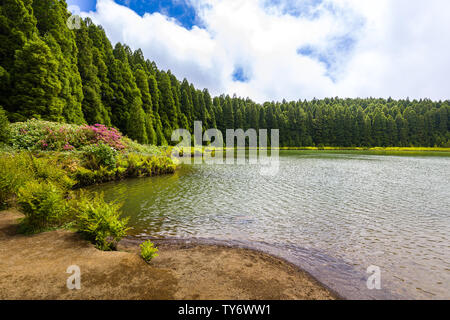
[0,210,336,300]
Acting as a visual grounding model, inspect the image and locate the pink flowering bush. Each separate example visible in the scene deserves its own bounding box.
[78,124,126,150]
[9,119,126,152]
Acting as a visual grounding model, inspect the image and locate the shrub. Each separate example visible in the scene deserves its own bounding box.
[140,240,159,262]
[120,153,176,177]
[9,119,81,151]
[9,120,127,152]
[28,154,76,190]
[78,124,126,150]
[0,153,32,207]
[82,142,118,170]
[0,106,10,144]
[75,192,130,251]
[17,180,67,232]
[124,137,165,155]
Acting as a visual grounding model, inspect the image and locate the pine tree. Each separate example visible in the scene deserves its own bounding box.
[222,96,234,130]
[203,89,216,129]
[108,43,145,135]
[10,35,63,122]
[0,0,37,112]
[134,68,157,144]
[32,0,84,124]
[157,71,178,140]
[127,95,148,144]
[75,19,110,125]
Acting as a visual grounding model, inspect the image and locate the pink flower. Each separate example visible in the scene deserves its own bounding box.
[63,143,74,151]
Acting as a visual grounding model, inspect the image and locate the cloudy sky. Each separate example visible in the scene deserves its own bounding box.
[67,0,450,102]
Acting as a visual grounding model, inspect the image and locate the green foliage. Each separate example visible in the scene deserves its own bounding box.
[82,142,118,170]
[17,180,67,232]
[0,152,32,207]
[32,0,85,124]
[29,155,76,190]
[8,119,127,152]
[140,240,159,262]
[0,106,11,143]
[127,98,148,144]
[75,19,111,126]
[75,192,130,251]
[10,35,64,122]
[0,151,74,208]
[122,153,176,177]
[74,166,117,187]
[0,144,173,247]
[9,119,81,150]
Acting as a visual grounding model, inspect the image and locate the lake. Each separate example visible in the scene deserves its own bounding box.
[91,151,450,300]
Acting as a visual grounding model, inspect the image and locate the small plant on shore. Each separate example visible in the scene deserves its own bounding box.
[75,192,130,251]
[140,240,159,262]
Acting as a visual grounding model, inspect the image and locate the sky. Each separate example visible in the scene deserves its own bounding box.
[67,0,450,102]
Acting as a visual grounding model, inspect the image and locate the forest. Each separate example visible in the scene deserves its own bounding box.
[1,0,449,148]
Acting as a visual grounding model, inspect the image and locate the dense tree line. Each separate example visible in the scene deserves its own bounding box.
[1,0,449,147]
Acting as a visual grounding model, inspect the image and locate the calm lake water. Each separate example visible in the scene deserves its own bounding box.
[92,151,450,299]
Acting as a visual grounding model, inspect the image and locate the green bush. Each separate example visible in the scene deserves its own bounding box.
[28,154,76,190]
[17,180,67,232]
[140,240,159,262]
[82,143,118,170]
[0,152,35,207]
[8,120,129,152]
[0,106,10,144]
[121,153,176,177]
[75,192,130,251]
[9,119,82,151]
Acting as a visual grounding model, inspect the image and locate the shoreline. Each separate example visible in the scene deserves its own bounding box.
[0,210,337,300]
[119,237,343,300]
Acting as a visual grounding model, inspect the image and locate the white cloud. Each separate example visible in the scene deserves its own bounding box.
[82,0,450,102]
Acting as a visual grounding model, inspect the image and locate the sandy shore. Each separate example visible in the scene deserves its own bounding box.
[0,210,336,300]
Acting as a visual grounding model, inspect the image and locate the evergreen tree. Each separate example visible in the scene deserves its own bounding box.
[32,0,84,123]
[0,0,37,111]
[75,19,110,125]
[127,95,148,144]
[10,35,63,122]
[222,96,234,130]
[157,71,178,140]
[134,68,157,144]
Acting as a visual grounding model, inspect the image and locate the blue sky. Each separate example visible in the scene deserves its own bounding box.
[67,0,97,12]
[72,0,450,102]
[68,0,199,29]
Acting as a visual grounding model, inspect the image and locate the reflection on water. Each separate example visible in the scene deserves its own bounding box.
[90,151,450,300]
